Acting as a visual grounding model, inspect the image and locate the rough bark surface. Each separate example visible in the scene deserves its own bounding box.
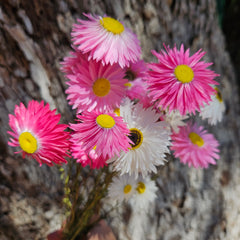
[0,0,239,239]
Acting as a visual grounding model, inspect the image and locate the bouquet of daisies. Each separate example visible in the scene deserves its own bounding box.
[7,13,225,240]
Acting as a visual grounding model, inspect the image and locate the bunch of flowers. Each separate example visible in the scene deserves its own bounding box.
[7,13,224,240]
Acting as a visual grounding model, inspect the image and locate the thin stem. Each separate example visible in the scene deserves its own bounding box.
[63,166,117,240]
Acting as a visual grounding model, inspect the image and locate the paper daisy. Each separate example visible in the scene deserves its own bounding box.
[147,44,219,115]
[125,77,146,100]
[72,13,141,68]
[70,140,107,169]
[200,87,225,125]
[171,122,220,168]
[161,109,189,133]
[108,101,171,177]
[69,110,131,159]
[129,176,158,210]
[125,60,153,108]
[108,174,137,203]
[8,100,70,166]
[125,60,147,81]
[61,50,128,113]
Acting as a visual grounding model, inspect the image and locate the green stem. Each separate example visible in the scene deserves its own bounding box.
[63,166,117,240]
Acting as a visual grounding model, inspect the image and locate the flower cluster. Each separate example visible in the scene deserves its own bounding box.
[7,12,225,240]
[108,173,157,210]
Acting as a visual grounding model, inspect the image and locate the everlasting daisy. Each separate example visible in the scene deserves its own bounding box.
[70,110,131,159]
[70,140,107,169]
[61,50,128,113]
[129,176,158,210]
[147,44,219,115]
[199,87,225,125]
[125,60,153,108]
[8,100,70,166]
[171,122,220,168]
[125,60,148,81]
[72,13,141,68]
[108,174,137,203]
[161,109,189,133]
[108,101,171,177]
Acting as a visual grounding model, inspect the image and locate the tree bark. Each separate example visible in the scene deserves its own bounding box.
[0,0,239,239]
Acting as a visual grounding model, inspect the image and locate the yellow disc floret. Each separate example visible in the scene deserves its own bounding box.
[124,82,132,88]
[96,114,115,129]
[129,128,143,150]
[19,132,38,154]
[92,78,111,97]
[114,108,120,116]
[214,87,223,103]
[174,64,194,83]
[124,184,132,194]
[189,132,204,147]
[136,181,146,194]
[100,17,124,34]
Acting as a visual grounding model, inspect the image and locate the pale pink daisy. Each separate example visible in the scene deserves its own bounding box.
[61,50,128,113]
[125,77,147,101]
[125,60,153,108]
[69,110,131,159]
[171,122,220,168]
[125,60,147,81]
[147,44,219,115]
[72,13,141,68]
[125,59,147,98]
[8,100,70,166]
[70,140,107,169]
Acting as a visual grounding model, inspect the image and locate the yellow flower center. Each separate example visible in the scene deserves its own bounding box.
[96,114,115,129]
[174,64,194,83]
[129,128,143,150]
[100,17,124,34]
[124,82,132,88]
[214,87,223,103]
[92,78,111,97]
[114,108,120,116]
[136,181,146,194]
[123,184,132,194]
[189,132,204,147]
[19,132,38,154]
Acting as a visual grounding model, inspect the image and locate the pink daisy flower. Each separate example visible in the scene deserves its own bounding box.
[171,122,220,168]
[147,44,219,115]
[124,60,153,108]
[125,61,147,98]
[8,100,70,166]
[125,60,147,81]
[61,50,128,113]
[70,140,107,169]
[69,110,131,159]
[126,77,147,101]
[72,13,141,68]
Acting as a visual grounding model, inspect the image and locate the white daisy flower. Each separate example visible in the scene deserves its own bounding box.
[108,101,171,177]
[162,109,189,133]
[200,87,225,125]
[108,173,137,203]
[129,176,158,211]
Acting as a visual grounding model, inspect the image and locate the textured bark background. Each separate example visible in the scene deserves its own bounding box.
[0,0,239,239]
